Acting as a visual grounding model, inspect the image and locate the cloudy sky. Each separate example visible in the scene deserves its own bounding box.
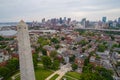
[0,0,120,22]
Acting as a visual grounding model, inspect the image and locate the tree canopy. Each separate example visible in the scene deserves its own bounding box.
[51,60,60,70]
[42,56,52,69]
[33,53,38,68]
[0,67,10,78]
[37,37,50,47]
[51,37,59,44]
[50,50,58,59]
[6,58,19,71]
[97,44,106,52]
[71,63,78,71]
[81,65,113,80]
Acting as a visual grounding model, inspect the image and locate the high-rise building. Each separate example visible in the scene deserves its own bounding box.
[102,17,107,23]
[118,17,120,24]
[81,18,86,28]
[17,20,36,80]
[112,22,117,27]
[108,20,113,27]
[42,18,45,23]
[86,20,89,27]
[67,18,71,25]
[63,17,66,22]
[59,17,63,24]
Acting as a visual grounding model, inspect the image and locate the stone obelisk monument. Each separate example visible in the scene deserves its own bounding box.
[17,20,35,80]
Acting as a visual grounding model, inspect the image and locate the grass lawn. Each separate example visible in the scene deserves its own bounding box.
[7,66,53,80]
[15,76,20,80]
[50,74,59,80]
[35,66,53,80]
[62,76,75,80]
[38,61,43,64]
[65,72,81,79]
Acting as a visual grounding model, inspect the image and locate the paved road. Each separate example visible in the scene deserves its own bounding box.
[45,63,72,80]
[64,75,78,80]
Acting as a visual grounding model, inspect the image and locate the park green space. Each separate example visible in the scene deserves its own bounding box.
[7,66,53,80]
[62,71,80,80]
[50,74,59,80]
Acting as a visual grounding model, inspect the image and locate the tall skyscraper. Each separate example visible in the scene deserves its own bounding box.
[81,18,86,28]
[63,17,66,22]
[67,18,71,25]
[42,18,45,23]
[118,17,120,24]
[17,20,35,80]
[102,17,107,23]
[59,17,63,24]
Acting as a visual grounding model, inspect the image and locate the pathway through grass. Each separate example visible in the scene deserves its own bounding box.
[62,71,81,80]
[7,66,53,80]
[50,74,59,80]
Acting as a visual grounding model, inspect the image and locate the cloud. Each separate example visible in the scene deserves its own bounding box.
[0,0,120,22]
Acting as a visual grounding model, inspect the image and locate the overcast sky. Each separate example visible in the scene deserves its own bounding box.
[0,0,120,22]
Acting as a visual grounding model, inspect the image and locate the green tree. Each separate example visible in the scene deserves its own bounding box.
[0,58,19,79]
[96,55,101,60]
[69,55,75,62]
[6,58,19,71]
[55,44,60,50]
[51,38,59,44]
[42,56,52,69]
[98,44,106,52]
[84,58,89,66]
[37,37,50,47]
[112,43,120,48]
[72,47,77,50]
[71,63,78,71]
[50,50,58,59]
[116,62,120,67]
[77,40,88,46]
[0,36,4,41]
[80,66,113,80]
[61,37,65,41]
[33,53,38,68]
[83,64,93,73]
[95,66,113,80]
[80,72,102,80]
[0,67,10,79]
[110,35,115,40]
[41,48,47,55]
[51,60,60,70]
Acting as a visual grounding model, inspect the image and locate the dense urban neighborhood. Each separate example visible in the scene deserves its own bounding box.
[0,18,120,80]
[0,0,120,79]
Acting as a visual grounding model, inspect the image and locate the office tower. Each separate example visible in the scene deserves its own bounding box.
[63,17,67,22]
[67,18,71,25]
[81,18,86,28]
[42,18,45,23]
[118,17,120,24]
[102,17,107,23]
[59,17,63,24]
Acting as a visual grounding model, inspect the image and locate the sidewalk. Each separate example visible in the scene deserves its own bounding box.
[45,63,72,80]
[11,73,20,80]
[45,70,59,80]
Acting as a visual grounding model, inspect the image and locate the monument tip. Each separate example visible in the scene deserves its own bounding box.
[18,20,27,25]
[20,20,25,23]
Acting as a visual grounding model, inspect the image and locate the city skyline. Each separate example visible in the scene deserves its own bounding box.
[0,0,120,22]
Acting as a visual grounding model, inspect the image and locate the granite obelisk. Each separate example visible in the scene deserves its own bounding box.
[17,20,35,80]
